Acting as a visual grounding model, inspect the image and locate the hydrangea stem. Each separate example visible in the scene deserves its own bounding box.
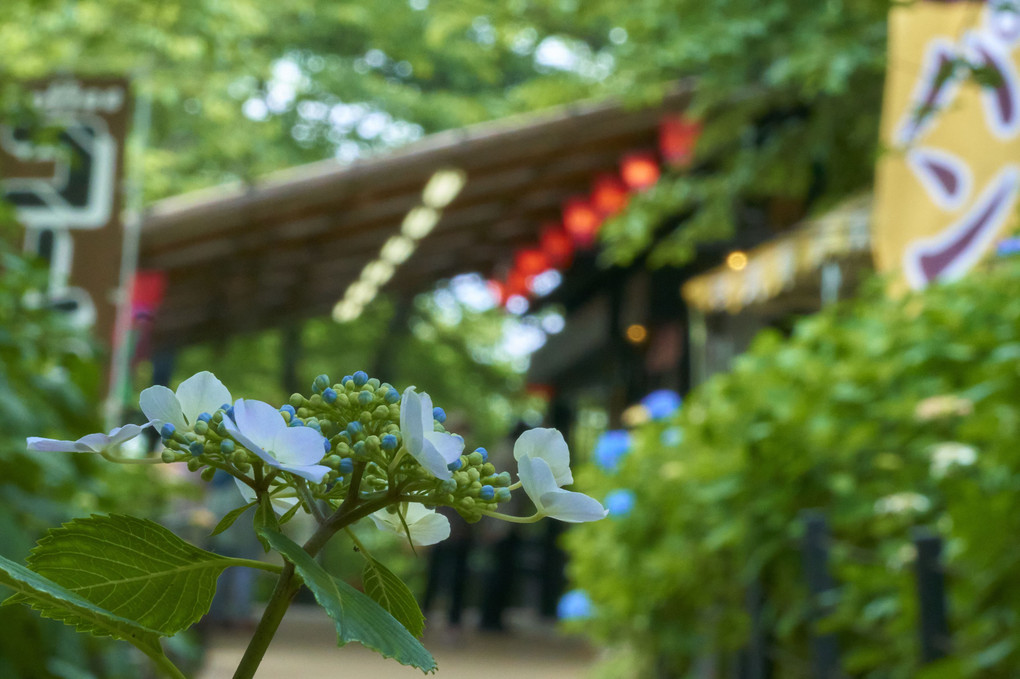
[476,509,543,523]
[231,464,396,679]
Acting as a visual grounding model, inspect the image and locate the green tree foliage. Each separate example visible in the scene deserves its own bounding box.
[4,0,892,244]
[0,0,601,200]
[582,0,892,266]
[566,258,1020,678]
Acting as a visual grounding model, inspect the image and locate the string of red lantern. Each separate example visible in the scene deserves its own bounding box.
[490,114,701,310]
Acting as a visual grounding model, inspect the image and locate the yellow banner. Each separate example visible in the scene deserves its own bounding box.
[872,1,1020,288]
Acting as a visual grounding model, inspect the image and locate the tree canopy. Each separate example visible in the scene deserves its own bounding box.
[2,0,892,265]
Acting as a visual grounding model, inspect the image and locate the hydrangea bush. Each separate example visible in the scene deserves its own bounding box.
[9,370,605,678]
[565,259,1020,678]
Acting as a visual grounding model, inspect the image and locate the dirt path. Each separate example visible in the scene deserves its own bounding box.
[198,606,598,679]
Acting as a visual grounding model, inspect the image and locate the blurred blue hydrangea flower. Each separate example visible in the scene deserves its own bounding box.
[660,426,684,447]
[594,430,631,471]
[604,488,636,518]
[641,389,682,420]
[996,236,1020,256]
[557,589,593,620]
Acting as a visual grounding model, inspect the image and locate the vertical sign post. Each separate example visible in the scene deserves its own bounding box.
[1,76,132,381]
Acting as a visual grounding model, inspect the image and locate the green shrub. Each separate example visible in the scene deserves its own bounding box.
[0,226,175,678]
[566,258,1020,678]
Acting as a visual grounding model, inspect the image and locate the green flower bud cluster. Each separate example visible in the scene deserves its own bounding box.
[290,372,514,520]
[159,409,257,477]
[289,374,401,494]
[438,449,512,522]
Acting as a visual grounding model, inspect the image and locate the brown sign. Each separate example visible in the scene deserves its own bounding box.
[0,76,131,345]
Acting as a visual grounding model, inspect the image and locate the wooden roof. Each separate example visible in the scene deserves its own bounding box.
[139,85,694,349]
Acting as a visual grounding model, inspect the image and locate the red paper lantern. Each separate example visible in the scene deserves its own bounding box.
[659,115,701,168]
[563,197,603,247]
[591,173,630,216]
[621,152,660,191]
[506,269,530,299]
[540,224,574,268]
[515,248,551,277]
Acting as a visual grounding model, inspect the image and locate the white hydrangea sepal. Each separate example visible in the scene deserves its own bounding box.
[518,456,607,523]
[223,398,330,483]
[140,370,231,431]
[513,427,573,487]
[233,478,299,514]
[26,423,150,454]
[399,387,463,480]
[370,503,451,546]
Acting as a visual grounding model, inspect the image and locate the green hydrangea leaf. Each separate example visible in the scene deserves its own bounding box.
[18,514,234,636]
[258,527,436,673]
[210,500,258,537]
[0,552,161,654]
[362,556,426,638]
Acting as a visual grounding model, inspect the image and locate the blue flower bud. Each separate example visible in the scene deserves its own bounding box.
[313,374,331,393]
[479,485,495,501]
[352,441,367,457]
[475,447,488,462]
[380,434,398,451]
[220,439,235,454]
[346,421,363,437]
[341,375,353,386]
[160,423,176,440]
[197,412,212,423]
[339,458,354,474]
[384,388,400,403]
[289,418,304,427]
[188,441,204,457]
[225,406,235,420]
[322,388,337,404]
[432,406,446,423]
[358,390,373,406]
[280,404,296,417]
[495,487,511,503]
[323,437,331,454]
[448,457,463,472]
[219,403,231,412]
[352,370,368,387]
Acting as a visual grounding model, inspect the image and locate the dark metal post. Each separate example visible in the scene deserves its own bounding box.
[913,529,950,662]
[801,510,841,678]
[740,578,768,679]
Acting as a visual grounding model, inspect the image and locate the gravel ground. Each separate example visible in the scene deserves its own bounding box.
[198,606,598,679]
